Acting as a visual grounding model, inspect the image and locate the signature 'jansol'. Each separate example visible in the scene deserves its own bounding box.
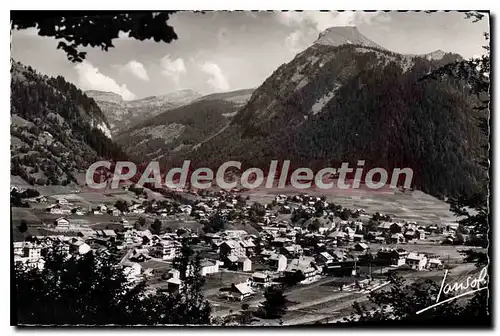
[416,266,488,315]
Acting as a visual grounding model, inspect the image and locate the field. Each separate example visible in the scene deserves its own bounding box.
[244,187,457,226]
[204,270,253,292]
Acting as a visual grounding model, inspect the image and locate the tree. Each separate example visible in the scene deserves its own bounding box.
[249,202,266,221]
[345,273,462,324]
[151,219,162,235]
[281,270,305,287]
[423,10,490,277]
[254,236,263,256]
[11,12,179,62]
[307,218,321,232]
[237,303,254,325]
[260,285,287,319]
[15,241,212,325]
[18,220,28,233]
[170,241,212,324]
[114,200,129,213]
[345,270,490,326]
[134,217,146,230]
[204,212,227,233]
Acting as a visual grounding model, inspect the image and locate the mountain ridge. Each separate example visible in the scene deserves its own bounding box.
[10,61,125,186]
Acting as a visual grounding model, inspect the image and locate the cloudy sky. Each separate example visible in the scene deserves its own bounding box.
[11,11,489,100]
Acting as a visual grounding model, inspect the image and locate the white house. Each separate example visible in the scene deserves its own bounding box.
[406,253,428,271]
[70,240,91,255]
[200,259,219,276]
[151,240,181,260]
[23,242,41,261]
[228,282,254,301]
[54,217,70,229]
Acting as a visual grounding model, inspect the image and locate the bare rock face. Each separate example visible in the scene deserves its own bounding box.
[86,89,203,135]
[314,26,384,49]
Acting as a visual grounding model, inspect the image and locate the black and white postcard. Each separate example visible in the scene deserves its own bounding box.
[9,9,491,327]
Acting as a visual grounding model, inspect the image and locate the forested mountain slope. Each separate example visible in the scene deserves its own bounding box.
[10,61,126,186]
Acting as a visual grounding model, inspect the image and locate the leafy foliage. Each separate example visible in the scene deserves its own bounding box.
[187,43,485,200]
[260,285,287,319]
[14,244,211,325]
[11,61,127,185]
[11,12,178,62]
[345,271,490,326]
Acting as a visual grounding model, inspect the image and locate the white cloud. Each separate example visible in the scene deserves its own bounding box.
[160,55,186,88]
[285,30,306,54]
[276,11,391,31]
[200,62,230,92]
[121,60,149,81]
[74,61,136,100]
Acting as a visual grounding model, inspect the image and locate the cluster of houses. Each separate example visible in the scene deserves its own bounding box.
[14,188,458,301]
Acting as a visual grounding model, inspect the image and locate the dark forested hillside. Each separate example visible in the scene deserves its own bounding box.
[115,98,241,165]
[10,61,126,186]
[183,43,487,199]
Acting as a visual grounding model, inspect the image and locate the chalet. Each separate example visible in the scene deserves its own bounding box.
[316,251,335,266]
[97,204,108,212]
[219,240,245,260]
[251,271,272,287]
[179,205,192,214]
[203,232,221,244]
[428,226,439,233]
[56,197,69,205]
[46,204,71,215]
[331,250,346,262]
[22,242,42,261]
[13,242,24,255]
[129,248,150,262]
[167,277,182,292]
[353,242,369,252]
[237,257,252,272]
[102,229,117,238]
[285,256,320,284]
[270,254,288,272]
[282,244,303,258]
[110,208,121,216]
[240,239,256,254]
[377,248,408,266]
[54,217,70,229]
[404,230,417,241]
[441,237,454,245]
[327,231,347,242]
[377,222,393,232]
[151,240,180,260]
[271,237,291,248]
[120,218,133,229]
[200,259,220,276]
[374,236,386,244]
[353,234,364,242]
[70,240,91,255]
[427,258,443,270]
[406,253,428,271]
[389,233,405,244]
[227,282,254,301]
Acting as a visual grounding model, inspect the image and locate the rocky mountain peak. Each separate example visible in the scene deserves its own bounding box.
[314,26,384,49]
